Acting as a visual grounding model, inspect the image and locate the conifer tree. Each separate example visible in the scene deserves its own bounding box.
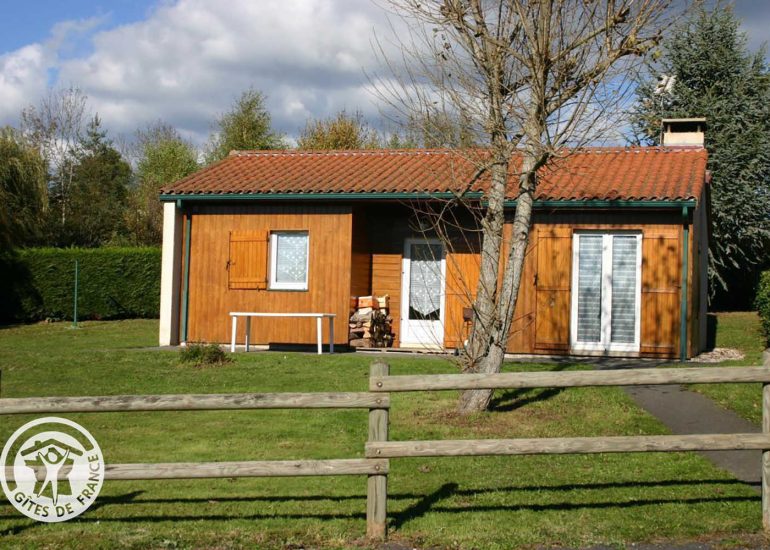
[632,6,770,301]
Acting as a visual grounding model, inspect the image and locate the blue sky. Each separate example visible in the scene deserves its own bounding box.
[0,1,155,53]
[0,1,768,146]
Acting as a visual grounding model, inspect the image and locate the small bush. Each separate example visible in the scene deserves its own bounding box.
[756,271,770,345]
[179,344,231,367]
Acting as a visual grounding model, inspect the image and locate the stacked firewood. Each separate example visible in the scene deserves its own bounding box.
[348,295,394,348]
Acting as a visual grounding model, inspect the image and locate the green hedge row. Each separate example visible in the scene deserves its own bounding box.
[0,247,161,323]
[757,271,770,346]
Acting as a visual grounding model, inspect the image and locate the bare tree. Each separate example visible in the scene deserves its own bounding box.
[20,86,89,226]
[377,1,677,412]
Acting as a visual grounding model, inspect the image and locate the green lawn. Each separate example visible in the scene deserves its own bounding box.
[682,312,768,424]
[0,319,765,549]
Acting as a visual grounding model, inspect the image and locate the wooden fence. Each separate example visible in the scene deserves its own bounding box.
[3,361,770,539]
[0,364,390,539]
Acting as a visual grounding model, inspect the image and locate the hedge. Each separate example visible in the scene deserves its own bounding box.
[0,247,161,323]
[757,270,770,346]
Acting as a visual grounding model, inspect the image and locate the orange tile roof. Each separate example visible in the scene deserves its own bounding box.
[161,147,707,202]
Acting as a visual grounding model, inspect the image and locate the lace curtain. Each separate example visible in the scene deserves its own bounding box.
[275,233,308,283]
[409,243,442,319]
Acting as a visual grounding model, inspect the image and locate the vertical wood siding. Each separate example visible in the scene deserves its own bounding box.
[439,213,688,357]
[533,226,572,351]
[640,226,681,355]
[361,208,690,358]
[183,204,696,358]
[350,208,372,298]
[371,253,402,347]
[185,204,352,345]
[444,250,480,349]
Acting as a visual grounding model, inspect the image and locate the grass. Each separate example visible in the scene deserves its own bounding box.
[681,312,767,424]
[0,319,765,548]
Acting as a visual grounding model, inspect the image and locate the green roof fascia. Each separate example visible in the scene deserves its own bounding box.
[511,199,697,209]
[161,192,482,202]
[160,192,696,209]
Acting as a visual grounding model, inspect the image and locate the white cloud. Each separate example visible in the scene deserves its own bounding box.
[0,44,49,124]
[41,0,400,144]
[0,15,109,127]
[2,0,769,148]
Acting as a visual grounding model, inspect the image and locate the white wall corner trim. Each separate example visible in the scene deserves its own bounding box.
[159,202,183,346]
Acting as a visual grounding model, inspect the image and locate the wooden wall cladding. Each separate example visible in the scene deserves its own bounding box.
[444,251,480,349]
[523,221,684,358]
[371,253,402,347]
[184,204,353,346]
[640,226,681,356]
[350,209,372,298]
[184,202,691,358]
[533,226,572,351]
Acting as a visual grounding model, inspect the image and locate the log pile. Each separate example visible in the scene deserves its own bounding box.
[349,295,394,348]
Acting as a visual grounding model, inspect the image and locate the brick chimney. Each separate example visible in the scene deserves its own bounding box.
[661,117,706,147]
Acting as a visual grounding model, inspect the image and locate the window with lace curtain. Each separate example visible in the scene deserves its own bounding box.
[269,231,309,290]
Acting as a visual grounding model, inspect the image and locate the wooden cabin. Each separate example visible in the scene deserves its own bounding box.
[158,134,709,360]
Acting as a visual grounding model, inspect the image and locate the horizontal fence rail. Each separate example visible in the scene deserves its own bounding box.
[370,366,770,392]
[0,391,389,414]
[5,459,389,481]
[367,434,770,458]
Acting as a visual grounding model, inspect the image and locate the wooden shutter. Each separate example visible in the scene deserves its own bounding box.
[228,230,268,290]
[534,227,572,350]
[640,230,680,354]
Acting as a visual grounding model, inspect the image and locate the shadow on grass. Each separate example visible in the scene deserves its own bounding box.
[1,478,757,537]
[490,364,572,412]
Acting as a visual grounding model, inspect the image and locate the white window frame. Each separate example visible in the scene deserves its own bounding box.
[570,231,642,353]
[269,231,309,291]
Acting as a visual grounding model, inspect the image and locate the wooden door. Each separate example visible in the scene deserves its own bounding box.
[640,229,681,355]
[534,227,571,350]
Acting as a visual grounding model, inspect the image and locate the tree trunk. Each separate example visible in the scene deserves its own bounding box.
[458,154,538,413]
[463,157,508,370]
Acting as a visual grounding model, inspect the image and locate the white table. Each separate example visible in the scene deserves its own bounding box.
[229,312,336,355]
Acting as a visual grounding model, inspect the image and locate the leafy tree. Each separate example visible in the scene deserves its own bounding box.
[127,121,199,244]
[205,89,283,163]
[53,116,132,247]
[20,86,89,229]
[632,5,770,301]
[298,110,382,150]
[0,127,47,248]
[400,110,477,149]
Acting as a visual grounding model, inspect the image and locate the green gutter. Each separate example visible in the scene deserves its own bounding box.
[160,192,481,202]
[680,206,690,362]
[181,214,192,344]
[511,199,697,209]
[160,192,696,209]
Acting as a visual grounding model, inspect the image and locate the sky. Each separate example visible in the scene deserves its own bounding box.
[0,0,768,147]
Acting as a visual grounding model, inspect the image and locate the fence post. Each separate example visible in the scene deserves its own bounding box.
[367,361,389,540]
[762,351,770,533]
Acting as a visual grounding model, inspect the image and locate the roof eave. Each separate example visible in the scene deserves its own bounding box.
[160,192,696,209]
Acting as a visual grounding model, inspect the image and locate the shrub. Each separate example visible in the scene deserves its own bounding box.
[179,344,231,367]
[0,247,161,323]
[756,271,770,345]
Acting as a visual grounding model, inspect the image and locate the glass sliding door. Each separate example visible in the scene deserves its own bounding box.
[571,232,641,353]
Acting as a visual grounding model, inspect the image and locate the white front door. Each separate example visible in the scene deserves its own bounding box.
[400,239,446,348]
[570,232,642,353]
